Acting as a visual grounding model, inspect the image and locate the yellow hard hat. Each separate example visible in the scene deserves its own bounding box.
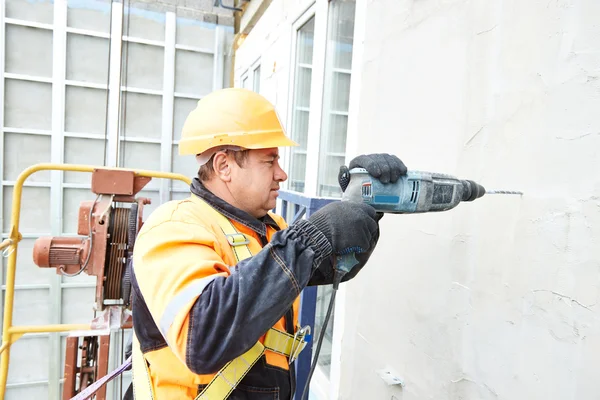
[178,88,298,156]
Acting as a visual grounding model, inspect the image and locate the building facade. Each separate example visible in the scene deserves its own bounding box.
[234,0,600,399]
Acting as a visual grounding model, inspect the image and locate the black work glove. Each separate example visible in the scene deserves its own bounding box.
[338,153,407,192]
[306,201,380,285]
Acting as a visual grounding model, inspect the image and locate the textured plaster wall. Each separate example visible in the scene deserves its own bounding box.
[339,0,600,399]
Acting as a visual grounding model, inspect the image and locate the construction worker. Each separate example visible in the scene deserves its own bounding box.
[129,88,406,399]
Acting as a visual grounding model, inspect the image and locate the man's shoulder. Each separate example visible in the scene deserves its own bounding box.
[139,196,212,232]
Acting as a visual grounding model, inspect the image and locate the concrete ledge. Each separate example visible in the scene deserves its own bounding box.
[239,0,273,35]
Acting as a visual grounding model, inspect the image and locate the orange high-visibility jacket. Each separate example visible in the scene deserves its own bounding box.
[130,179,332,399]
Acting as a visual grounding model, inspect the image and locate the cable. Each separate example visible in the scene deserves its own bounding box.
[301,269,345,400]
[60,194,102,277]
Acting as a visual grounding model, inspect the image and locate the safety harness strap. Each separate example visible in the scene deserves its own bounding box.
[207,204,253,262]
[132,333,156,399]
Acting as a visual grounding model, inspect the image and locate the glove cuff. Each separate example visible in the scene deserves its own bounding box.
[294,219,333,268]
[305,208,333,244]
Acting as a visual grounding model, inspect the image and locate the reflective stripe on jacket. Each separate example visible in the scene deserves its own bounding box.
[131,178,332,399]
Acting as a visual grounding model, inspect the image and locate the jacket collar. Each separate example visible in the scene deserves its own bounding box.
[190,177,281,237]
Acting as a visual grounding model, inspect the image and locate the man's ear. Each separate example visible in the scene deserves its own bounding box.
[212,151,231,182]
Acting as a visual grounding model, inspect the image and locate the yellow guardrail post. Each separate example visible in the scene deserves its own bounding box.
[0,163,192,398]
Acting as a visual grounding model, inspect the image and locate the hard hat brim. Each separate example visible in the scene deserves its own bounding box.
[178,130,299,156]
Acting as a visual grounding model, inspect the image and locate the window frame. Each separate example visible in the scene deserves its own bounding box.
[240,57,262,93]
[282,6,318,194]
[285,2,359,399]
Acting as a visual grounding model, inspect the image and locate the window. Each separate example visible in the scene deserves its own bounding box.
[252,65,261,92]
[287,16,316,193]
[317,0,355,198]
[314,0,356,379]
[240,60,262,93]
[241,74,251,89]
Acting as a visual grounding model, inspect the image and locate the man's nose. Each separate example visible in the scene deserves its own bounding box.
[274,163,287,182]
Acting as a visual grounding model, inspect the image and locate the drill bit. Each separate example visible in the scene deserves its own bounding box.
[485,190,523,195]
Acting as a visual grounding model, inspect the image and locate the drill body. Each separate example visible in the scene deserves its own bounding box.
[341,168,486,214]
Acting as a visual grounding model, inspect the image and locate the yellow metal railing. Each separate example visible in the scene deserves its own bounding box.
[0,163,192,398]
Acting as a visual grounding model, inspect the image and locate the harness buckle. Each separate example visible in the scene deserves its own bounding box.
[225,233,250,246]
[289,325,310,365]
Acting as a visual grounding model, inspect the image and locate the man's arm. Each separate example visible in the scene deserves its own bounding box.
[134,217,331,375]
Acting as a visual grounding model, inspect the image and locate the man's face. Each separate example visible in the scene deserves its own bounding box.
[228,148,288,218]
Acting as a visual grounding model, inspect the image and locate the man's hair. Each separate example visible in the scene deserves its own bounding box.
[198,149,250,182]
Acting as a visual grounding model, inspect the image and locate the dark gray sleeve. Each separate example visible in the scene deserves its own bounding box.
[184,219,332,375]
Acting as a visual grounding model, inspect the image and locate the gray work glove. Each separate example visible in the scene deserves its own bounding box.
[338,153,408,192]
[306,201,380,285]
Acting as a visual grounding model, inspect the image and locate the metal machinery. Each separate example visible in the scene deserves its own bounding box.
[0,164,191,400]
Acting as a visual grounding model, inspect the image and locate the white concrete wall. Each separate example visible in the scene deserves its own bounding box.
[339,0,600,399]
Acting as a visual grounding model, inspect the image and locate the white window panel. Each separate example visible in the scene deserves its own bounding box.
[65,86,108,134]
[171,191,191,201]
[66,33,109,84]
[176,17,216,50]
[119,142,161,190]
[119,373,133,397]
[241,74,250,90]
[5,385,49,399]
[6,337,50,383]
[171,144,198,191]
[66,0,111,33]
[327,114,349,153]
[4,79,52,130]
[287,15,316,193]
[316,0,356,199]
[1,238,55,286]
[328,72,351,112]
[63,137,107,183]
[175,50,214,96]
[295,109,311,148]
[294,69,313,109]
[59,337,68,380]
[3,187,51,234]
[3,133,51,182]
[137,190,161,221]
[314,283,334,366]
[253,65,261,93]
[62,287,97,324]
[123,7,166,42]
[62,188,97,234]
[5,0,54,24]
[318,155,345,197]
[120,93,162,139]
[121,42,164,91]
[5,25,53,78]
[289,153,307,193]
[60,266,97,284]
[11,289,51,326]
[61,270,97,285]
[173,97,199,140]
[0,2,231,398]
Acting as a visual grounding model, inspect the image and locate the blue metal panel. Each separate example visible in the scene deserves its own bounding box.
[295,286,317,398]
[276,190,339,399]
